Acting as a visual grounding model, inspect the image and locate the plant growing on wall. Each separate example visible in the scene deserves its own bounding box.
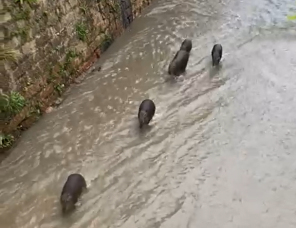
[11,27,30,42]
[54,84,65,96]
[14,8,31,20]
[0,47,18,63]
[79,4,87,15]
[0,92,26,117]
[75,22,88,42]
[57,49,80,80]
[0,134,14,149]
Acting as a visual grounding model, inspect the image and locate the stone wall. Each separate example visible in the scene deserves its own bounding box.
[0,0,152,151]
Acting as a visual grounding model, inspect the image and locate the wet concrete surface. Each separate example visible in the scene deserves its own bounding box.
[0,0,296,227]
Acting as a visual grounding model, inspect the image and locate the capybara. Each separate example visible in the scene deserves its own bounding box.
[138,99,156,128]
[168,39,192,76]
[211,44,223,66]
[180,39,192,52]
[60,173,87,214]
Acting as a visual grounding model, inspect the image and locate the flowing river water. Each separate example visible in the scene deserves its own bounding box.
[1,0,296,227]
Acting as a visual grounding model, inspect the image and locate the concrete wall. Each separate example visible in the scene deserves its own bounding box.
[0,0,152,150]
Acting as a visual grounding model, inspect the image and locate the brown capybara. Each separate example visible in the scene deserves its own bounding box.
[138,99,156,128]
[168,39,192,76]
[211,44,223,66]
[60,173,87,214]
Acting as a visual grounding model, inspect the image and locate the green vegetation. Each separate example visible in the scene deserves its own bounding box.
[54,84,65,96]
[80,5,87,15]
[28,104,41,120]
[112,1,121,16]
[101,0,121,16]
[14,8,31,20]
[59,49,80,76]
[0,92,26,117]
[48,49,80,96]
[65,50,79,66]
[0,134,14,149]
[0,47,18,63]
[287,15,296,20]
[58,64,68,79]
[287,3,296,21]
[11,27,30,42]
[75,22,88,42]
[47,72,57,84]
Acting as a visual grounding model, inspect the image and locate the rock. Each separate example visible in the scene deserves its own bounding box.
[54,97,64,106]
[45,106,54,113]
[90,66,102,73]
[74,73,87,84]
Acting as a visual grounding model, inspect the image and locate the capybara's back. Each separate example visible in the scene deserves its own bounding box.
[168,50,190,76]
[168,39,192,76]
[211,44,223,66]
[60,173,86,213]
[61,174,86,195]
[138,99,156,128]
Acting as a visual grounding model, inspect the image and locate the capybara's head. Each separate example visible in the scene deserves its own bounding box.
[139,110,149,128]
[180,39,192,53]
[61,193,74,213]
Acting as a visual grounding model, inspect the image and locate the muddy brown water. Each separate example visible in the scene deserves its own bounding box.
[1,0,296,227]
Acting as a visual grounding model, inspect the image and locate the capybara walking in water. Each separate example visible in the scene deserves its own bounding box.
[180,39,192,52]
[211,44,223,66]
[60,173,87,214]
[138,99,156,128]
[168,39,192,76]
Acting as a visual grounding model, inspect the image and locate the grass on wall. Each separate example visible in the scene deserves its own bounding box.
[0,92,26,117]
[75,22,88,42]
[0,47,19,63]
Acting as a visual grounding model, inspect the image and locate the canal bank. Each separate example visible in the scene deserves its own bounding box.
[1,0,153,153]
